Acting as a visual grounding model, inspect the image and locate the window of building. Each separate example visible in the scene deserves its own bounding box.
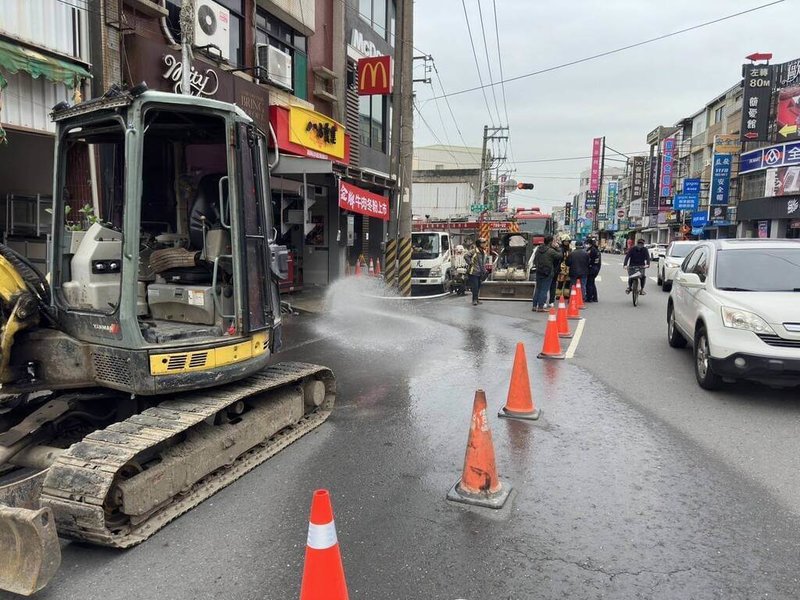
[741,172,766,201]
[714,106,725,123]
[359,0,395,41]
[165,0,244,67]
[256,8,308,99]
[359,94,386,151]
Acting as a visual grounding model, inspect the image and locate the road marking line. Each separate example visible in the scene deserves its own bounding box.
[619,275,628,283]
[595,276,602,282]
[565,318,585,359]
[649,276,658,283]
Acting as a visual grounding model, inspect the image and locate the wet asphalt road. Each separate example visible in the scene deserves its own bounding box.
[11,269,800,600]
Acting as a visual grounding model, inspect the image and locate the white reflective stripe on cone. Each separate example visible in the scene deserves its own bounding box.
[307,520,338,550]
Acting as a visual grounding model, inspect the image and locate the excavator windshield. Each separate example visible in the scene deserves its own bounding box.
[56,119,125,315]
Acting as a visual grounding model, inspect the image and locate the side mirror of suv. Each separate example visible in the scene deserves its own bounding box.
[676,272,704,288]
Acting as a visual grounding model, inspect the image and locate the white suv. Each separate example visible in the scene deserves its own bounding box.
[657,241,698,291]
[666,239,800,390]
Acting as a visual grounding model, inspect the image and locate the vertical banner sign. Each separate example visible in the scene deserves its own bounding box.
[498,174,508,212]
[776,59,800,141]
[647,154,661,214]
[589,137,602,192]
[607,181,618,225]
[564,202,571,226]
[585,191,597,209]
[741,64,774,142]
[631,156,645,200]
[659,137,676,206]
[709,154,732,206]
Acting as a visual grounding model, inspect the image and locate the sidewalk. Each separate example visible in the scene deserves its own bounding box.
[281,286,327,314]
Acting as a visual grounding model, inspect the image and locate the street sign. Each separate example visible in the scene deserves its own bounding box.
[674,194,699,211]
[470,204,488,213]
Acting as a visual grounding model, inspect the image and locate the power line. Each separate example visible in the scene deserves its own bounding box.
[460,0,497,126]
[475,0,503,126]
[491,0,516,170]
[413,101,464,167]
[431,0,786,100]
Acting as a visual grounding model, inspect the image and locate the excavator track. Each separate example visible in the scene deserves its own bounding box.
[39,362,334,548]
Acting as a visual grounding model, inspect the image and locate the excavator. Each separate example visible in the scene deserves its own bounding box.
[0,86,335,595]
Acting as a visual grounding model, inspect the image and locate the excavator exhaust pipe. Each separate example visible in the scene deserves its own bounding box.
[0,470,61,596]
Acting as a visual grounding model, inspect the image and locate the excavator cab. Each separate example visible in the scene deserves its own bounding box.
[3,88,287,395]
[0,88,335,595]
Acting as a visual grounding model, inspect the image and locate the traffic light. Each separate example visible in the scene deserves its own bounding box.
[517,182,534,190]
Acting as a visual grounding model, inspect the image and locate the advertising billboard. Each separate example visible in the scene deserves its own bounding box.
[776,59,800,141]
[764,166,800,197]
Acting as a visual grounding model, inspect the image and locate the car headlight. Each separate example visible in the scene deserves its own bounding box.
[429,266,442,277]
[721,307,776,334]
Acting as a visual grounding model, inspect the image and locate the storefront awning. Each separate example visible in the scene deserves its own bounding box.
[271,154,333,176]
[0,39,91,87]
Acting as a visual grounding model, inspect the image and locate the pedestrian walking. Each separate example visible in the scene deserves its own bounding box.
[531,235,562,312]
[467,238,488,306]
[586,237,601,302]
[567,240,590,301]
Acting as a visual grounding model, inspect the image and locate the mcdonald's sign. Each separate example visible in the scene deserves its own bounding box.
[357,55,392,96]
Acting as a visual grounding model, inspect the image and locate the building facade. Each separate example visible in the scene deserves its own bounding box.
[0,0,92,272]
[411,145,483,220]
[0,0,401,287]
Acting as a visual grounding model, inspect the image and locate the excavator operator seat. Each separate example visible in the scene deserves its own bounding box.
[61,223,122,311]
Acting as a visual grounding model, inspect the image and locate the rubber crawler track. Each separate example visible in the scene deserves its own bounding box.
[39,362,335,548]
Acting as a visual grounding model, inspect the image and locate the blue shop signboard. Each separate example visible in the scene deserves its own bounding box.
[710,154,731,206]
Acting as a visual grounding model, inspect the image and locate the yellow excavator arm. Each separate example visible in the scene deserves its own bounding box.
[0,253,41,383]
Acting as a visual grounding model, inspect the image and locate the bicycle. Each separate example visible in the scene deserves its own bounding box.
[626,265,648,307]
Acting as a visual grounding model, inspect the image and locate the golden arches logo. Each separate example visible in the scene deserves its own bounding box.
[358,57,391,94]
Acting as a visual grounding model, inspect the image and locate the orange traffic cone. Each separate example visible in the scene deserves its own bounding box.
[354,261,362,277]
[368,258,375,276]
[566,286,581,320]
[299,489,349,600]
[538,308,565,360]
[556,295,573,338]
[499,342,541,421]
[374,258,381,277]
[447,390,512,509]
[575,279,585,309]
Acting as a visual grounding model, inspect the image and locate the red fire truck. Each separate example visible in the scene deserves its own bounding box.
[412,208,554,246]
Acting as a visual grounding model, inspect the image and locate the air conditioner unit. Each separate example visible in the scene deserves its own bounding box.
[194,0,230,61]
[255,43,293,91]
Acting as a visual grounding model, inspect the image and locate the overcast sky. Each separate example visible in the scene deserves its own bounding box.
[413,0,795,213]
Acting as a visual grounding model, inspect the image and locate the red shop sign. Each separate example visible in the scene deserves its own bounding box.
[339,180,390,221]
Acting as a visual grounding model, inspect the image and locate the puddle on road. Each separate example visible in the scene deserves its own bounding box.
[314,277,457,354]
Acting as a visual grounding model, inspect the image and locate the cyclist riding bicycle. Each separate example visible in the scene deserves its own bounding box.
[623,238,650,295]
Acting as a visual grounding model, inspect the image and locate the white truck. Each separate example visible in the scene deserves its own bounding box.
[411,231,453,294]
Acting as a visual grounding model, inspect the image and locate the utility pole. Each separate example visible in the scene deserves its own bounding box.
[386,0,414,296]
[595,136,605,234]
[179,0,194,96]
[478,125,509,210]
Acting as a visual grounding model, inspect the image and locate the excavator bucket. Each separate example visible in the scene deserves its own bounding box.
[0,471,61,596]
